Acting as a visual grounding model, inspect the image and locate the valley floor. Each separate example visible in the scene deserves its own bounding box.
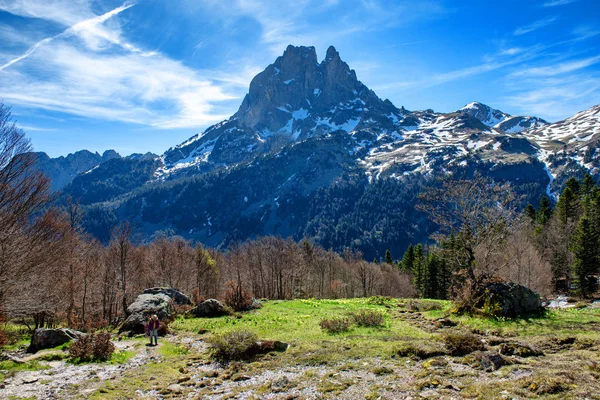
[2,298,600,399]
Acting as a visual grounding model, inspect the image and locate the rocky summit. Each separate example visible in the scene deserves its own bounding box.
[31,45,600,258]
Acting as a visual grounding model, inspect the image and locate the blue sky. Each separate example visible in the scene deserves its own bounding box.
[0,0,598,157]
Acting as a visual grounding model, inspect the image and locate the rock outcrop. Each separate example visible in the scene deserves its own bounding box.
[120,288,189,333]
[187,299,228,318]
[477,282,543,318]
[27,328,85,353]
[143,287,191,306]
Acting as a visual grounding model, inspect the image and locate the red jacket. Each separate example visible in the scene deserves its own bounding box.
[147,319,160,332]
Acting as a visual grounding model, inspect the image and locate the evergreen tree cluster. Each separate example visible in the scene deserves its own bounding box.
[397,244,452,299]
[528,175,600,297]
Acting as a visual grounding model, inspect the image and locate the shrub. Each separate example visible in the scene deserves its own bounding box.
[443,333,485,356]
[92,332,115,361]
[350,310,385,327]
[224,280,254,312]
[69,333,115,362]
[69,335,94,362]
[319,317,352,334]
[206,330,259,361]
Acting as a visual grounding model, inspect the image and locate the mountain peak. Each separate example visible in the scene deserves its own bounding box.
[459,101,511,127]
[280,45,318,65]
[232,44,375,132]
[325,45,339,61]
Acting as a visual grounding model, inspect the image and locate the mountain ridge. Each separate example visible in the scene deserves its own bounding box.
[29,45,599,258]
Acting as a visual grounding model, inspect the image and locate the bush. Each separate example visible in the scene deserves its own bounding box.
[224,280,255,312]
[69,333,115,362]
[350,309,386,327]
[319,317,352,334]
[443,333,485,356]
[91,332,115,361]
[206,330,259,361]
[69,335,94,361]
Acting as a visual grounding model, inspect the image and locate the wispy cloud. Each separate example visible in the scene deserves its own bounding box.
[0,2,140,71]
[542,0,578,7]
[504,75,600,120]
[514,17,557,35]
[0,0,248,129]
[510,55,600,77]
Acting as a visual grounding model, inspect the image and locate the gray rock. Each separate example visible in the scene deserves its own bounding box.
[271,375,289,392]
[477,282,543,318]
[187,299,228,318]
[166,383,184,394]
[120,293,171,333]
[27,328,85,353]
[142,287,191,305]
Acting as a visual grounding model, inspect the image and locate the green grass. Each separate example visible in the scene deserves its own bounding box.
[424,306,600,337]
[172,298,434,364]
[107,350,136,365]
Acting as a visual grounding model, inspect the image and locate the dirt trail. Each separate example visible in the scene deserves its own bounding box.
[0,339,158,399]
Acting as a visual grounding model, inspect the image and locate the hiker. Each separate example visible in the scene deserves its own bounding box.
[147,314,160,346]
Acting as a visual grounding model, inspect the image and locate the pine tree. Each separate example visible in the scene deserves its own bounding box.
[385,249,393,265]
[556,186,578,225]
[423,253,439,299]
[581,174,595,197]
[401,244,415,272]
[538,195,552,225]
[565,177,580,197]
[570,215,600,297]
[412,244,425,297]
[525,204,536,222]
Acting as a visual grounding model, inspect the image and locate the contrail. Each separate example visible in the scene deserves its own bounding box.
[0,1,137,71]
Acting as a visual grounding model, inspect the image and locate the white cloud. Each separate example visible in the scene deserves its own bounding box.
[0,0,248,129]
[510,55,600,77]
[514,17,557,35]
[0,0,93,26]
[542,0,578,6]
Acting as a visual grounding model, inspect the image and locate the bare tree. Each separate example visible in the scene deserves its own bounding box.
[418,175,518,307]
[0,102,77,319]
[109,222,134,317]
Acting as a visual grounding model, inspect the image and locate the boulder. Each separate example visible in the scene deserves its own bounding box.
[477,282,543,318]
[120,293,171,333]
[27,328,85,353]
[143,287,191,305]
[188,299,228,318]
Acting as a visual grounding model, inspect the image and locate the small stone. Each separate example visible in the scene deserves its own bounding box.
[23,377,39,384]
[271,375,289,392]
[166,383,184,394]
